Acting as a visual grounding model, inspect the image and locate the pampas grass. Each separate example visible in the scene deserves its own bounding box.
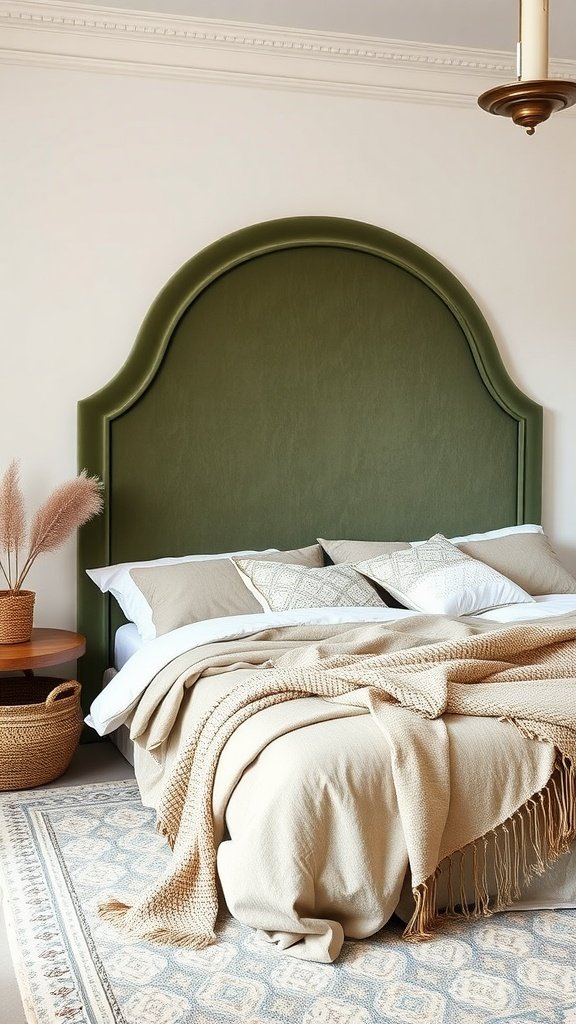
[0,461,26,589]
[0,460,103,592]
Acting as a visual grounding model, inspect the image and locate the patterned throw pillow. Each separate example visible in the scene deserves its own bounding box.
[234,560,386,612]
[354,534,534,616]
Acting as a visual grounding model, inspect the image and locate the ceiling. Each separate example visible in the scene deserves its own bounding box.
[75,0,576,59]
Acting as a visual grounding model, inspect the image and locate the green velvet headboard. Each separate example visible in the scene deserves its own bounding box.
[77,216,542,712]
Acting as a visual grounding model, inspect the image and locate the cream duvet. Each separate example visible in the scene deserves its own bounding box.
[89,611,576,962]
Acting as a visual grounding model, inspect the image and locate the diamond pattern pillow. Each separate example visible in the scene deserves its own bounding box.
[354,534,534,616]
[234,559,386,612]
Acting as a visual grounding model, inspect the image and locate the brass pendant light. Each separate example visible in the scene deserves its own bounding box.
[478,0,576,134]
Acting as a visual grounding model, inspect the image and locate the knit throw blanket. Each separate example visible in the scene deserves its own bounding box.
[100,617,576,945]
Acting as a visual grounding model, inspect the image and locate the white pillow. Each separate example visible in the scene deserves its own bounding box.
[87,549,277,641]
[354,534,534,616]
[411,524,543,546]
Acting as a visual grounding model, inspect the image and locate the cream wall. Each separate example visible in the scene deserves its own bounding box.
[1,56,576,629]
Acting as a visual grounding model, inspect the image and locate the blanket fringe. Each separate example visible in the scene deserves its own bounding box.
[97,900,216,949]
[158,824,177,850]
[403,753,576,940]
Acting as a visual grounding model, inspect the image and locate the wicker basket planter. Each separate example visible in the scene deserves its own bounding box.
[0,677,82,791]
[0,590,35,644]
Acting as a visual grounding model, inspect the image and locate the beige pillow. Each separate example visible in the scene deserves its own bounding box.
[318,538,412,607]
[262,545,324,568]
[354,534,533,616]
[234,559,386,612]
[455,532,576,596]
[318,538,410,564]
[130,544,323,637]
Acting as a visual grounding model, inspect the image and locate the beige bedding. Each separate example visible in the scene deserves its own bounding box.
[99,615,576,962]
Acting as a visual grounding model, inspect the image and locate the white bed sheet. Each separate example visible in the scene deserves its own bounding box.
[475,593,576,622]
[110,596,576,671]
[91,596,576,737]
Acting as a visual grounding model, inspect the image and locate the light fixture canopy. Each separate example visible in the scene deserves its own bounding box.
[479,78,576,135]
[478,1,576,134]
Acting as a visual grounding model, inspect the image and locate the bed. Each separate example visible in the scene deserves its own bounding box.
[77,216,576,962]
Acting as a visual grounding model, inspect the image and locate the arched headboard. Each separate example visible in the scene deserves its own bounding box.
[78,216,542,709]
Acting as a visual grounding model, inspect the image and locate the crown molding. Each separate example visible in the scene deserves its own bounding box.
[2,0,575,108]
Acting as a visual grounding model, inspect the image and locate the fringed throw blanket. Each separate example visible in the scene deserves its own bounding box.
[100,616,576,948]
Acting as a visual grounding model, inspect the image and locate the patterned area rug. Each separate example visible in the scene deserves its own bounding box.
[1,781,576,1024]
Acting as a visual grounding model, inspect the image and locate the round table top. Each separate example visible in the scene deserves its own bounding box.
[0,628,86,671]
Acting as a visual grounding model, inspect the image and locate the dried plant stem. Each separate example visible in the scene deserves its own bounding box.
[0,559,11,589]
[17,546,40,590]
[17,553,38,590]
[0,464,103,592]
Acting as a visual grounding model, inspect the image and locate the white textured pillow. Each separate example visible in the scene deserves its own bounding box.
[234,560,385,612]
[87,549,277,641]
[354,534,534,616]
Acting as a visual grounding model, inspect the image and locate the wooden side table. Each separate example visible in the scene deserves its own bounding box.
[0,627,86,677]
[0,628,86,790]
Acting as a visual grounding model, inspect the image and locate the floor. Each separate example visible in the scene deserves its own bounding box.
[0,741,135,1024]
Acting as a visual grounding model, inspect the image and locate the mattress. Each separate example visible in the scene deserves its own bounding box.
[114,622,143,670]
[108,723,135,766]
[107,623,144,765]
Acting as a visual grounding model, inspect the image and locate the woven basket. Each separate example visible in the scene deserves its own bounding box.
[0,590,35,644]
[0,677,82,790]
